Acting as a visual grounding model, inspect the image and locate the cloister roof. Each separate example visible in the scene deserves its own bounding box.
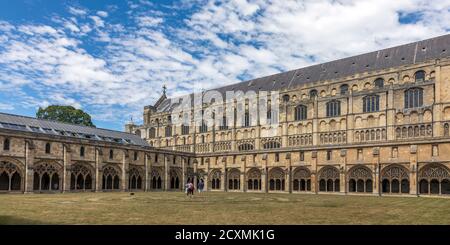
[0,112,149,147]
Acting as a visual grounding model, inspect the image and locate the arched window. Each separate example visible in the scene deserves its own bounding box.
[165,126,172,137]
[404,88,423,108]
[3,138,10,151]
[444,123,449,137]
[282,94,290,102]
[219,116,228,130]
[294,105,307,121]
[415,70,425,83]
[326,100,341,117]
[199,121,208,133]
[340,84,349,95]
[134,151,138,161]
[374,78,384,88]
[244,111,250,127]
[263,141,281,149]
[109,149,114,159]
[80,146,85,157]
[181,125,189,135]
[149,127,156,138]
[363,95,380,112]
[309,89,318,99]
[45,143,51,154]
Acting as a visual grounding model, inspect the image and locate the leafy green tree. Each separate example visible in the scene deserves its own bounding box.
[36,105,95,127]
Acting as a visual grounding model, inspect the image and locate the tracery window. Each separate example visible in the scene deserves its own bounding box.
[404,88,423,108]
[363,95,380,112]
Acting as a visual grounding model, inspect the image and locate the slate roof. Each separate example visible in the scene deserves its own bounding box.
[0,112,149,147]
[155,33,450,112]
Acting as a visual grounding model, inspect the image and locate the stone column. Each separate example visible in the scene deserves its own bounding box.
[95,148,101,192]
[181,156,186,189]
[340,150,346,194]
[240,157,246,192]
[122,150,128,191]
[193,159,198,190]
[311,151,318,193]
[221,162,227,192]
[62,144,71,193]
[261,154,268,193]
[144,153,149,191]
[409,145,418,195]
[164,154,169,190]
[373,149,381,196]
[205,158,210,191]
[24,140,35,193]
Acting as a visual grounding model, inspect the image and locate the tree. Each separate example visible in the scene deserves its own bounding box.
[36,105,95,127]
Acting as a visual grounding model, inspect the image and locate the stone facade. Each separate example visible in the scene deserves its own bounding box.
[0,114,194,193]
[128,35,450,196]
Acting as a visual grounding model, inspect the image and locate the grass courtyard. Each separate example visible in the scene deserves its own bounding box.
[0,192,450,224]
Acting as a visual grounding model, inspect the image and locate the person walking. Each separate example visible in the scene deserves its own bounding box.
[198,179,204,193]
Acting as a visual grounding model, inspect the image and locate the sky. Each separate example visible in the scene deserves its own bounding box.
[0,0,449,131]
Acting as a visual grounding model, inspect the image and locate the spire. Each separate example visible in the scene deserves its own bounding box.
[162,84,167,96]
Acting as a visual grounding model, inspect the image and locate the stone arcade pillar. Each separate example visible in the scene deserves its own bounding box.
[261,153,267,193]
[24,140,35,193]
[373,148,381,196]
[181,156,186,189]
[62,144,71,193]
[193,159,198,190]
[122,150,129,191]
[311,151,318,194]
[164,154,169,190]
[340,149,346,194]
[205,158,210,191]
[409,145,418,196]
[221,158,227,192]
[95,148,102,192]
[144,153,149,191]
[240,156,246,192]
[286,153,292,193]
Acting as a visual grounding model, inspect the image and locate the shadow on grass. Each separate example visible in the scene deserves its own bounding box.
[0,216,46,225]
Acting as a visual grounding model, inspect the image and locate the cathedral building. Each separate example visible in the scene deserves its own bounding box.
[129,34,450,196]
[2,34,450,196]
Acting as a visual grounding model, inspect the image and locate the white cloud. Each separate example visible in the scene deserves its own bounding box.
[1,0,450,128]
[68,6,87,16]
[97,11,109,18]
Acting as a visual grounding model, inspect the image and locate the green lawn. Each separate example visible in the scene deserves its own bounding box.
[0,192,449,224]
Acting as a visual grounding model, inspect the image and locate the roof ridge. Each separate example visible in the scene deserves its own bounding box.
[0,112,134,136]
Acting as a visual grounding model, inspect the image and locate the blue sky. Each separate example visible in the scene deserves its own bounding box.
[0,0,449,131]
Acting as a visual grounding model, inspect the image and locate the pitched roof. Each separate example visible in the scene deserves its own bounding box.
[0,112,149,147]
[155,33,450,112]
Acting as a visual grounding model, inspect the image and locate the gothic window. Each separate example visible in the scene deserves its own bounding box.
[275,153,280,162]
[165,126,172,137]
[418,163,450,195]
[3,138,10,151]
[374,78,384,88]
[294,105,307,121]
[247,168,261,190]
[293,167,311,192]
[134,152,138,161]
[227,169,240,190]
[263,141,281,149]
[70,164,92,191]
[80,146,85,157]
[0,161,22,191]
[269,167,285,191]
[326,100,341,117]
[363,95,380,112]
[45,143,51,154]
[282,94,290,102]
[128,167,143,190]
[102,166,120,190]
[109,149,114,159]
[199,121,208,133]
[309,89,318,99]
[318,166,340,192]
[444,123,449,136]
[415,70,425,83]
[326,150,332,160]
[238,143,254,151]
[181,125,189,135]
[219,116,228,130]
[149,127,156,138]
[404,88,423,108]
[244,111,250,127]
[381,164,409,194]
[340,84,349,95]
[300,151,305,161]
